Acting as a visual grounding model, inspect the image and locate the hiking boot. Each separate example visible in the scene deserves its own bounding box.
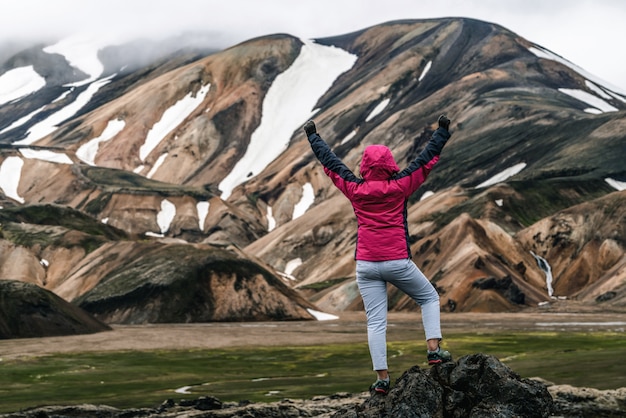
[427,347,452,365]
[370,378,390,395]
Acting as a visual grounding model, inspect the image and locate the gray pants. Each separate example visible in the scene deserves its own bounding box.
[356,258,442,371]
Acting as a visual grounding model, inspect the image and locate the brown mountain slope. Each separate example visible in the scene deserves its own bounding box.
[517,190,626,306]
[1,18,625,316]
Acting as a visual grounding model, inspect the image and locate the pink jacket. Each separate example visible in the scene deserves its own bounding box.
[307,127,450,261]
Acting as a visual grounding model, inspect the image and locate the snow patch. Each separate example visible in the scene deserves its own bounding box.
[196,201,210,231]
[418,61,432,81]
[52,89,74,103]
[0,66,46,105]
[585,80,613,100]
[146,153,168,179]
[420,191,434,201]
[219,40,357,199]
[307,308,339,321]
[139,84,210,161]
[43,34,108,85]
[365,98,390,122]
[340,129,357,145]
[266,206,276,232]
[0,106,46,135]
[495,199,503,207]
[476,163,526,188]
[15,75,115,145]
[605,178,626,191]
[292,182,315,220]
[156,199,176,234]
[76,119,126,165]
[529,45,626,98]
[285,258,302,276]
[19,148,73,164]
[558,88,617,113]
[0,156,25,203]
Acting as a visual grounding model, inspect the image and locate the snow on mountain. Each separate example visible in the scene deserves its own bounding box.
[76,119,126,165]
[0,66,46,106]
[365,98,390,122]
[606,178,626,191]
[218,39,357,199]
[42,34,109,85]
[138,84,211,162]
[156,199,176,234]
[14,75,115,145]
[19,148,73,164]
[145,199,177,237]
[418,60,432,81]
[0,105,46,135]
[0,156,25,203]
[266,206,277,232]
[146,153,168,179]
[196,201,210,231]
[292,182,315,220]
[559,88,618,114]
[529,45,626,99]
[476,163,527,188]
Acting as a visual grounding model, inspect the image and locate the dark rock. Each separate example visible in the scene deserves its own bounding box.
[332,353,553,418]
[178,395,222,410]
[472,276,526,305]
[596,291,617,302]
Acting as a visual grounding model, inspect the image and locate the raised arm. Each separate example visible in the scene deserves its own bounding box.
[394,115,452,194]
[304,120,362,195]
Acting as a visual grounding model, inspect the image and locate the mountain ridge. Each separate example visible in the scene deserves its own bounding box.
[0,18,625,332]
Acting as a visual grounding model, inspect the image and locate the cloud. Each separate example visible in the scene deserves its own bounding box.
[2,0,625,91]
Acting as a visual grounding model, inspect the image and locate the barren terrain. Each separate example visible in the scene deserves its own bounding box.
[2,305,625,361]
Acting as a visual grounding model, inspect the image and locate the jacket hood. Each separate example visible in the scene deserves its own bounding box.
[360,145,400,180]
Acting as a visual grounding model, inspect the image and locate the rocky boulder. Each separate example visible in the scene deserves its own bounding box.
[333,353,553,417]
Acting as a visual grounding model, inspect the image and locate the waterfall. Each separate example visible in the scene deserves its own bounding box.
[531,251,554,298]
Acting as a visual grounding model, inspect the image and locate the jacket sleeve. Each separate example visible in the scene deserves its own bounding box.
[307,132,362,197]
[394,127,451,196]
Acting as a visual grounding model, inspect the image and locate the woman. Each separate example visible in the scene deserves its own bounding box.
[303,115,452,395]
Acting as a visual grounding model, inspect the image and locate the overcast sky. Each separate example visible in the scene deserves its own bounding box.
[2,0,625,92]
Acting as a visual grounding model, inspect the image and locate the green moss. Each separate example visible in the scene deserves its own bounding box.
[83,192,113,215]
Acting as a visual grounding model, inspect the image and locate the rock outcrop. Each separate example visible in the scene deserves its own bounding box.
[334,353,553,417]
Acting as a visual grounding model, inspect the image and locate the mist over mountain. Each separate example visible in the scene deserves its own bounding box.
[0,18,625,335]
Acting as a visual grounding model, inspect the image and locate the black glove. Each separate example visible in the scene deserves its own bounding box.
[304,120,316,136]
[438,114,450,131]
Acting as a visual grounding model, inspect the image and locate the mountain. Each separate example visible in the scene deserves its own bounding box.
[0,280,110,338]
[0,204,318,326]
[0,18,625,326]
